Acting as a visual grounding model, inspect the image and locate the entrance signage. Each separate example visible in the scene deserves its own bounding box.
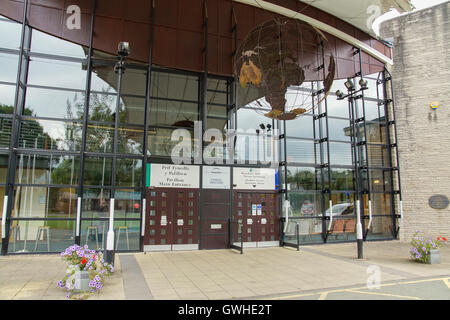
[148,164,200,189]
[233,168,276,190]
[202,166,231,189]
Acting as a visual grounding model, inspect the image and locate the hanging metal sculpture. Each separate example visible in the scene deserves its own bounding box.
[235,18,336,120]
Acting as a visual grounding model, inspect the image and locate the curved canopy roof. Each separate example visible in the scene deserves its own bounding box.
[298,0,413,36]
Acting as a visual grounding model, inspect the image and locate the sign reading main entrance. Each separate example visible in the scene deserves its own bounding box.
[233,167,276,190]
[147,164,200,188]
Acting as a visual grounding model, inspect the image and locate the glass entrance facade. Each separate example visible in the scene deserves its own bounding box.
[0,10,401,254]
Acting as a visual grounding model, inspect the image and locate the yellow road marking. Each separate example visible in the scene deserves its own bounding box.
[347,289,421,300]
[443,278,450,290]
[318,292,328,300]
[265,276,450,300]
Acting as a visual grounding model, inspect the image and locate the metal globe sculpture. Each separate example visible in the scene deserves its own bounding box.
[235,18,336,120]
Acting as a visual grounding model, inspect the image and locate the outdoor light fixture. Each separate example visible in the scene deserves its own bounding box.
[359,79,368,90]
[266,124,272,131]
[117,41,130,57]
[344,78,355,91]
[336,90,344,99]
[260,124,266,130]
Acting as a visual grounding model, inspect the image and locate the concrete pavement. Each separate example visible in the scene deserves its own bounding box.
[0,241,448,300]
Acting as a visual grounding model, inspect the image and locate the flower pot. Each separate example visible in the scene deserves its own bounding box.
[427,249,441,264]
[74,270,90,292]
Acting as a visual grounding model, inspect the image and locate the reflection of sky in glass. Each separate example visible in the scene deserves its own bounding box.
[31,29,86,58]
[0,16,21,49]
[0,85,16,106]
[0,52,19,83]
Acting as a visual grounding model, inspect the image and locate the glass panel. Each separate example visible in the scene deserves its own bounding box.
[86,122,113,153]
[237,108,272,131]
[0,84,16,109]
[8,220,75,253]
[329,142,353,166]
[0,155,7,183]
[330,168,354,191]
[365,215,394,240]
[363,75,380,99]
[82,189,110,218]
[114,189,141,219]
[31,29,87,58]
[15,154,80,186]
[359,100,385,122]
[0,17,21,49]
[11,186,77,218]
[150,99,198,127]
[287,192,323,217]
[327,118,352,142]
[286,115,313,139]
[113,220,140,251]
[91,66,147,97]
[286,139,316,164]
[363,193,392,216]
[117,125,144,155]
[83,157,112,186]
[150,71,198,101]
[81,220,107,250]
[116,159,142,188]
[19,119,82,151]
[0,112,12,148]
[27,58,87,90]
[361,169,392,193]
[24,87,85,119]
[0,52,19,83]
[360,121,386,144]
[327,97,349,118]
[364,144,390,167]
[89,93,145,126]
[148,127,195,158]
[285,166,318,191]
[207,104,227,118]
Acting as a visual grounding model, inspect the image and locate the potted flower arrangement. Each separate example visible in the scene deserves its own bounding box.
[57,244,114,299]
[410,231,447,264]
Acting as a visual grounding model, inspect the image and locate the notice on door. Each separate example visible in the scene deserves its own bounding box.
[203,166,230,189]
[233,168,276,190]
[147,164,200,188]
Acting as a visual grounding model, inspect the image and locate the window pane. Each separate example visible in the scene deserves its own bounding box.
[89,93,145,125]
[360,121,386,144]
[148,127,194,157]
[286,115,313,139]
[24,87,85,119]
[114,189,141,219]
[86,123,113,153]
[0,155,8,184]
[327,97,349,118]
[117,125,144,155]
[330,168,354,191]
[287,192,323,216]
[0,84,16,109]
[31,29,86,58]
[0,17,21,49]
[286,167,318,191]
[113,220,140,251]
[0,52,19,83]
[151,71,198,101]
[365,215,394,240]
[327,118,352,142]
[364,144,390,167]
[237,108,272,131]
[12,186,77,218]
[286,139,316,164]
[8,220,75,253]
[19,119,82,151]
[0,112,12,148]
[329,142,353,166]
[82,189,110,218]
[361,169,392,193]
[150,99,198,127]
[91,66,146,96]
[27,58,87,90]
[15,154,80,186]
[83,157,112,186]
[359,100,385,122]
[116,159,142,188]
